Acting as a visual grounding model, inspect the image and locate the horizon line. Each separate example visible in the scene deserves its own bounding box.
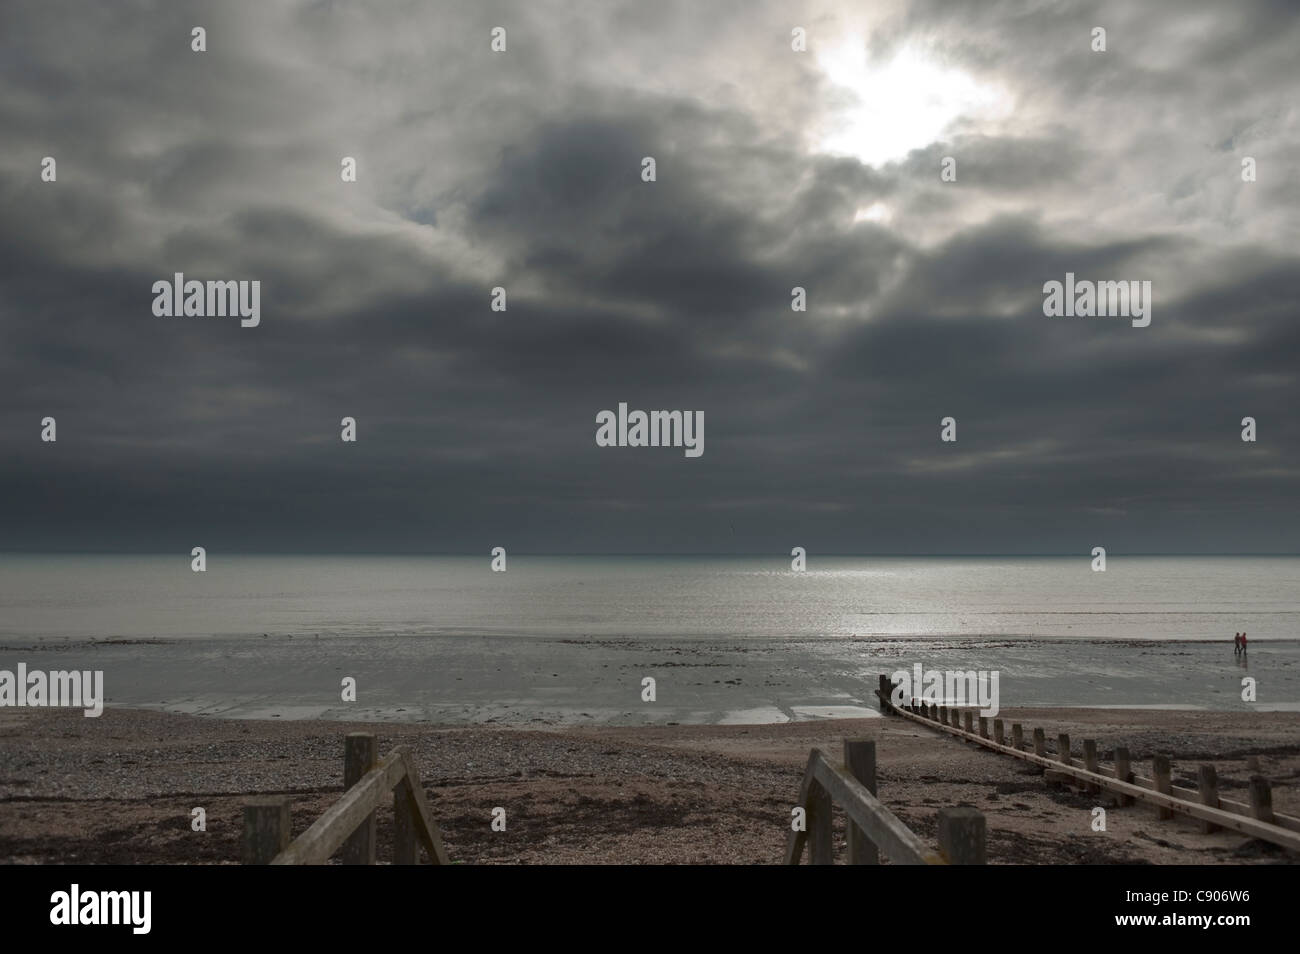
[3,550,1299,558]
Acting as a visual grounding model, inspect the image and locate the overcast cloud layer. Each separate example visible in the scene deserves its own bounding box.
[2,0,1297,553]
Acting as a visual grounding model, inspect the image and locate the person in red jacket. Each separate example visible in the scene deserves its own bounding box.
[1240,632,1248,654]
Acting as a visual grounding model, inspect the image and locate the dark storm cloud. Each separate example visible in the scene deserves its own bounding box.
[0,0,1296,554]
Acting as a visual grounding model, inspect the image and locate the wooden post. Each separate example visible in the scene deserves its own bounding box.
[1114,747,1132,806]
[993,719,1004,745]
[951,708,961,729]
[393,777,419,865]
[1033,728,1046,758]
[938,705,947,726]
[978,716,989,739]
[1057,733,1071,766]
[963,711,973,734]
[343,732,378,864]
[1082,738,1098,772]
[242,796,291,865]
[808,780,834,865]
[1197,765,1219,834]
[1248,776,1274,824]
[1012,723,1023,750]
[937,807,986,865]
[1082,739,1099,793]
[1153,755,1172,819]
[844,739,878,865]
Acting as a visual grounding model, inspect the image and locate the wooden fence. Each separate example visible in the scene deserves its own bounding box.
[242,732,450,865]
[785,738,986,865]
[875,674,1300,852]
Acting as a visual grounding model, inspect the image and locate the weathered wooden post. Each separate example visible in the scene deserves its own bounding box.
[1082,739,1099,793]
[938,705,947,726]
[1152,755,1173,819]
[963,711,974,734]
[1248,776,1274,824]
[1057,733,1071,766]
[937,807,986,865]
[993,719,1004,745]
[1032,728,1046,758]
[343,732,378,864]
[1011,723,1023,750]
[1197,765,1219,833]
[242,796,291,864]
[978,716,989,739]
[393,776,419,865]
[1114,747,1133,806]
[951,708,961,729]
[844,739,879,865]
[809,776,834,865]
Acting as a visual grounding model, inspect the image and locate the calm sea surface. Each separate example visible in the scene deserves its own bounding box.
[2,554,1296,642]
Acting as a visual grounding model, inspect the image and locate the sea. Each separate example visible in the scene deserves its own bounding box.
[1,554,1297,722]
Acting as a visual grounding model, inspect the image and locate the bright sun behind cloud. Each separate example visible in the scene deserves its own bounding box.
[815,38,1012,166]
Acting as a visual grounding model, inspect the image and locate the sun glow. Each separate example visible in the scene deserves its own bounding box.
[815,38,1011,166]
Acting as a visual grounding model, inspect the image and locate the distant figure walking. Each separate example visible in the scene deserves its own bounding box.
[1241,631,1248,655]
[1233,632,1241,655]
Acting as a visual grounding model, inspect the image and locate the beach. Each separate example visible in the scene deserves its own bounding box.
[3,555,1297,864]
[2,705,1296,864]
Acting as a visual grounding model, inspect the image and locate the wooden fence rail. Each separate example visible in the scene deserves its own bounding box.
[875,674,1300,853]
[785,738,986,865]
[242,733,450,865]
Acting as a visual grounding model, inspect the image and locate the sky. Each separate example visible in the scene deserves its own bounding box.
[1,0,1297,554]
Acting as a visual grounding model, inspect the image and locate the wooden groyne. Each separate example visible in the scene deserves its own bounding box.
[875,674,1300,852]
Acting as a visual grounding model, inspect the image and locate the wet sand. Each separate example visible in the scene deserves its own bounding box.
[1,705,1296,864]
[3,634,1297,724]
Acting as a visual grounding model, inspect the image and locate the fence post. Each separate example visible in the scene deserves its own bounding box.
[1032,728,1046,758]
[937,807,986,865]
[1012,723,1023,750]
[242,796,291,865]
[809,778,834,865]
[393,777,419,865]
[1057,733,1071,766]
[343,732,378,864]
[963,711,973,734]
[951,708,961,729]
[1248,776,1274,824]
[978,716,989,739]
[1197,765,1219,833]
[844,739,878,865]
[1114,747,1133,806]
[993,719,1004,745]
[938,705,947,726]
[1152,755,1172,820]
